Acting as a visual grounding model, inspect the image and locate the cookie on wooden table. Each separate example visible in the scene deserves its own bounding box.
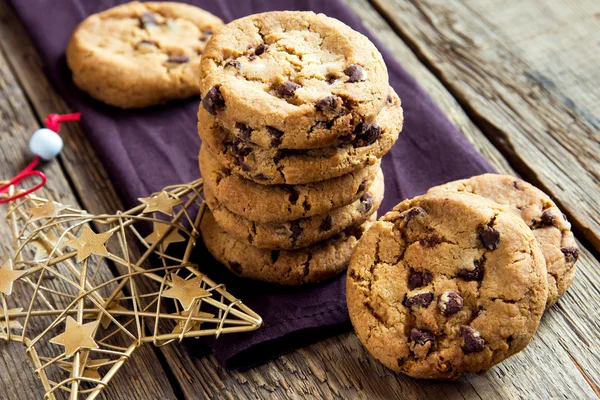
[199,11,390,149]
[198,89,402,185]
[203,168,383,250]
[199,145,380,223]
[201,210,375,285]
[67,1,223,108]
[346,193,548,379]
[428,173,579,308]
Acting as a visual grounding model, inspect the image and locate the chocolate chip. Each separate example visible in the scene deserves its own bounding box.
[235,122,252,140]
[540,210,555,226]
[231,138,252,158]
[404,292,433,308]
[240,161,252,172]
[410,328,435,344]
[344,64,365,83]
[315,95,344,115]
[202,86,224,115]
[460,326,486,353]
[277,81,301,98]
[327,74,337,84]
[140,12,158,28]
[270,250,280,263]
[248,54,256,61]
[408,270,433,289]
[458,259,484,281]
[561,246,580,263]
[438,292,464,316]
[360,193,373,212]
[287,188,299,204]
[167,55,189,64]
[387,94,393,103]
[339,133,354,143]
[229,261,242,275]
[320,215,333,231]
[290,221,303,242]
[255,44,267,56]
[420,234,442,248]
[361,124,382,146]
[479,226,500,250]
[405,207,426,222]
[253,173,269,181]
[226,60,241,69]
[266,126,284,147]
[356,180,367,194]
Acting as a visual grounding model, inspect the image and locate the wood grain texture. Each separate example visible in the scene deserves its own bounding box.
[371,0,600,252]
[0,42,177,400]
[0,0,598,398]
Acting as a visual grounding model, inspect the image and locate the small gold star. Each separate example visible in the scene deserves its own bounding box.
[58,358,109,380]
[162,275,210,311]
[138,192,183,216]
[171,305,214,336]
[0,260,26,295]
[26,201,66,221]
[50,316,100,358]
[144,223,185,250]
[65,226,112,262]
[0,307,23,330]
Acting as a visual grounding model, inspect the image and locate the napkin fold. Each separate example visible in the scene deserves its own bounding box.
[8,0,494,368]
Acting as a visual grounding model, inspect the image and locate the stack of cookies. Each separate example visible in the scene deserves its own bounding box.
[347,174,579,379]
[197,11,403,285]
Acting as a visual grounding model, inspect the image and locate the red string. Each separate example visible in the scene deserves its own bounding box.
[0,113,81,204]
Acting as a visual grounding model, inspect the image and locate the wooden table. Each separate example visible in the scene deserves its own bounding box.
[0,0,598,398]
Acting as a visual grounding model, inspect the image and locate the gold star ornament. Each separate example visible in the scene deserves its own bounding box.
[58,359,109,380]
[0,260,26,295]
[162,274,210,310]
[144,222,185,250]
[26,201,67,221]
[138,192,183,216]
[65,225,112,262]
[171,306,214,336]
[50,316,100,358]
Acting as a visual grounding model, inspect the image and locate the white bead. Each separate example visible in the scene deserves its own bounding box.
[29,128,63,160]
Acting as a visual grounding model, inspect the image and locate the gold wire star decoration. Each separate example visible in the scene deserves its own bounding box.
[26,200,67,221]
[139,192,183,216]
[65,225,112,262]
[50,317,100,357]
[0,178,262,399]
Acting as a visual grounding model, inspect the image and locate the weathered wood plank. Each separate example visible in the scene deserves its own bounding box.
[0,42,178,399]
[370,0,600,252]
[0,0,599,398]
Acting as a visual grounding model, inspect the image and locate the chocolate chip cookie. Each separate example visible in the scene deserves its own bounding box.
[201,209,374,285]
[346,193,548,379]
[199,11,389,149]
[67,2,223,108]
[428,174,578,308]
[198,88,402,185]
[199,144,380,223]
[203,169,383,250]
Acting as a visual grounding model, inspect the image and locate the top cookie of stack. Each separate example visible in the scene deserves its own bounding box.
[198,11,403,285]
[198,11,391,150]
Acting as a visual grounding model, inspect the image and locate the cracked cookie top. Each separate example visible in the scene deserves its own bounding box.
[199,11,390,149]
[428,174,579,308]
[67,1,223,108]
[346,193,548,379]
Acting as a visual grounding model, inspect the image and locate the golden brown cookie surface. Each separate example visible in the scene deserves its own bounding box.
[199,11,390,149]
[67,1,223,108]
[346,193,548,379]
[429,173,579,307]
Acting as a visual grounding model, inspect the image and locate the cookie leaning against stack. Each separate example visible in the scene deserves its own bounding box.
[346,174,579,379]
[198,11,403,285]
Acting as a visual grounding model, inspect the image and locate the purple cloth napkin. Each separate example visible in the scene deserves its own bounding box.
[8,0,494,368]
